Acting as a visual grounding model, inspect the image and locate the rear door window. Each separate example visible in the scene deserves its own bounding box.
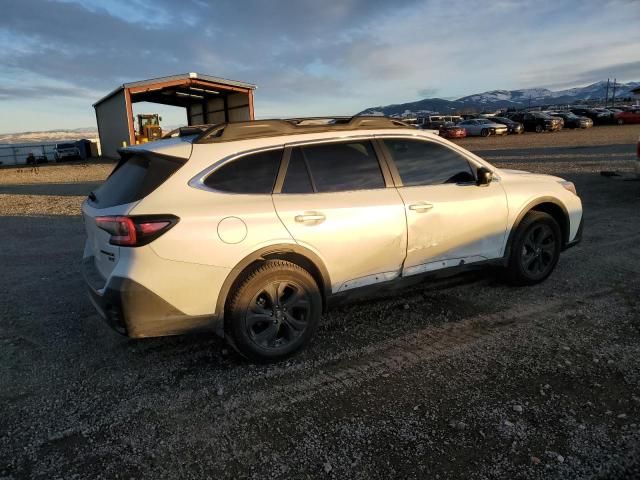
[287,140,385,193]
[204,148,283,194]
[383,138,475,186]
[92,154,184,208]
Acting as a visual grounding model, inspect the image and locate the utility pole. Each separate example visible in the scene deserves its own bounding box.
[605,78,610,107]
[612,78,617,107]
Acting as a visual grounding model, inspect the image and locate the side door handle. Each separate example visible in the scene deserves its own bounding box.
[294,212,326,223]
[408,202,434,213]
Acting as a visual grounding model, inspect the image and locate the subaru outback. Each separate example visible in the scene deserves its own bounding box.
[82,116,583,361]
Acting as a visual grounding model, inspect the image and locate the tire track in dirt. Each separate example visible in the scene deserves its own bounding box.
[217,286,618,420]
[52,227,640,450]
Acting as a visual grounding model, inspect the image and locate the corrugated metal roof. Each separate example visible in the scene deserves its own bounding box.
[93,72,256,107]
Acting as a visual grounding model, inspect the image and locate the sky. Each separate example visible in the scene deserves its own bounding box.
[1,0,639,133]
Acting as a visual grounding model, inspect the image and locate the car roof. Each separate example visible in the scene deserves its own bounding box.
[194,116,414,144]
[121,118,440,160]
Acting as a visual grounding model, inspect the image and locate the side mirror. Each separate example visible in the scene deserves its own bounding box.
[476,167,493,186]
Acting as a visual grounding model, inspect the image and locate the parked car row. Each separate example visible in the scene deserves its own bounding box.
[553,106,640,125]
[415,105,640,139]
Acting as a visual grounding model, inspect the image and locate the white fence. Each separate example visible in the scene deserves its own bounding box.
[0,143,60,166]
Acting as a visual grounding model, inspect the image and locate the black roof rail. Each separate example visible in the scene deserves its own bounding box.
[194,116,412,143]
[162,125,213,139]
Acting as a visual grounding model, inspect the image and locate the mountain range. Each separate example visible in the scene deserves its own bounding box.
[359,81,640,117]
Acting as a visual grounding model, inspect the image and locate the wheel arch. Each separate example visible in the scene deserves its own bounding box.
[215,244,331,320]
[504,197,570,259]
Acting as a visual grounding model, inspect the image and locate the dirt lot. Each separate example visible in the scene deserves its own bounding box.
[1,125,640,479]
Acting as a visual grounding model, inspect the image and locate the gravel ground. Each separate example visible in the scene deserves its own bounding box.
[1,129,640,479]
[0,161,113,185]
[457,124,639,151]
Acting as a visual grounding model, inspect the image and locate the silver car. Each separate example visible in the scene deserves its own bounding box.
[82,116,582,361]
[458,119,508,137]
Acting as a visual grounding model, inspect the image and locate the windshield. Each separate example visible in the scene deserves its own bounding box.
[140,117,159,127]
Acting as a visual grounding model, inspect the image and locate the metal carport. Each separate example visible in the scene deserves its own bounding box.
[93,72,256,158]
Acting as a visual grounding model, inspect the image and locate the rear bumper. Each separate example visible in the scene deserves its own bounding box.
[83,257,222,338]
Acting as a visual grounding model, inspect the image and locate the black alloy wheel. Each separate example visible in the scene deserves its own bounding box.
[226,260,322,362]
[519,223,556,279]
[245,280,310,349]
[504,211,562,285]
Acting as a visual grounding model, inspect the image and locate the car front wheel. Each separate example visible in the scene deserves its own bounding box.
[480,128,490,137]
[225,260,322,362]
[504,211,561,286]
[535,124,543,133]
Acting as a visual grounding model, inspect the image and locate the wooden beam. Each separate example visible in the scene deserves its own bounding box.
[128,78,252,96]
[124,88,136,145]
[248,90,255,120]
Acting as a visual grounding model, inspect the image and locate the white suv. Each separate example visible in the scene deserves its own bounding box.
[54,143,81,161]
[82,116,583,361]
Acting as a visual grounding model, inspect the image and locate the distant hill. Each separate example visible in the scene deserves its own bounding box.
[359,81,640,116]
[0,127,99,145]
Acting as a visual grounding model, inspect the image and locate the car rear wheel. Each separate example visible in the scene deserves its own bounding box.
[535,124,543,133]
[504,211,561,286]
[617,118,624,125]
[480,128,490,137]
[225,260,322,362]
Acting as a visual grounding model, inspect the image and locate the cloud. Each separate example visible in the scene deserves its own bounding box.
[548,61,640,89]
[0,0,639,131]
[0,84,96,101]
[417,88,439,98]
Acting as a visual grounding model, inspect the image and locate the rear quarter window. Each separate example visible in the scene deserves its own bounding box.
[91,153,184,208]
[204,148,283,194]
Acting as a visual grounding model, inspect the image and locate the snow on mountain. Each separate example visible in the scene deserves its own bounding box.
[0,128,99,145]
[360,81,639,116]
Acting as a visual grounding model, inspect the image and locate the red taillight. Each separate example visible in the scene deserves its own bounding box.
[95,215,177,247]
[138,221,171,235]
